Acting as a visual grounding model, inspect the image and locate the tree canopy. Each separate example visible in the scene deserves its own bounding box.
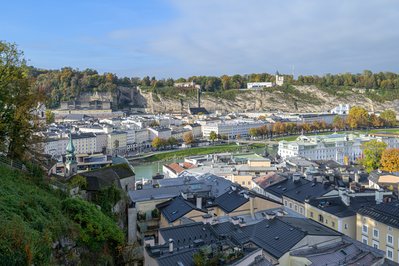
[0,41,43,160]
[360,140,387,173]
[380,148,399,172]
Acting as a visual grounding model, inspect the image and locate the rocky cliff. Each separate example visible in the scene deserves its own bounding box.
[135,86,399,113]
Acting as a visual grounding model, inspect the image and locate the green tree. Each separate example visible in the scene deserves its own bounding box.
[167,137,178,147]
[380,109,397,126]
[0,41,43,159]
[209,131,218,142]
[45,109,55,124]
[360,140,387,172]
[347,106,369,129]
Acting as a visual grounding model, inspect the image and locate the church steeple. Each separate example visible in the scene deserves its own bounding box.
[65,133,77,177]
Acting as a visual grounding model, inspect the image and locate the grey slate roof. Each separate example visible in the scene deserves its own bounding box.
[308,196,377,218]
[156,248,197,266]
[283,181,334,203]
[357,201,399,229]
[264,178,310,198]
[213,189,249,213]
[158,196,206,223]
[290,236,385,266]
[242,218,306,259]
[159,222,217,248]
[79,164,133,191]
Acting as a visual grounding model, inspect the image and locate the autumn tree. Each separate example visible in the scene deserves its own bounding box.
[360,140,387,173]
[0,41,43,159]
[273,122,285,135]
[45,109,55,124]
[167,137,178,147]
[380,148,399,172]
[151,137,164,149]
[347,106,369,129]
[209,131,218,142]
[333,115,345,130]
[369,114,384,128]
[249,128,258,138]
[183,132,194,144]
[380,109,397,126]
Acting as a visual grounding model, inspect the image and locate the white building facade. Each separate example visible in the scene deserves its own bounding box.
[278,134,376,164]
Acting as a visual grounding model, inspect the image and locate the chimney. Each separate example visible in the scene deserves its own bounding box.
[249,196,255,219]
[169,239,174,253]
[354,173,360,183]
[265,212,276,220]
[293,173,300,182]
[375,189,384,204]
[338,187,350,207]
[231,216,239,225]
[196,197,202,209]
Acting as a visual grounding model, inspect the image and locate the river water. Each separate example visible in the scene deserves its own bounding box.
[131,145,277,180]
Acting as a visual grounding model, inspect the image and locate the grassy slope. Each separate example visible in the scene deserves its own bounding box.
[0,164,124,265]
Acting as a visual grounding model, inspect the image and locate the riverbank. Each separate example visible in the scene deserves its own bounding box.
[132,143,262,163]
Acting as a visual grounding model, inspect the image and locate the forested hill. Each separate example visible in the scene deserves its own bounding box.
[29,67,399,109]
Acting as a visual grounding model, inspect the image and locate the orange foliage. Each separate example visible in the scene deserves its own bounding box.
[380,148,399,172]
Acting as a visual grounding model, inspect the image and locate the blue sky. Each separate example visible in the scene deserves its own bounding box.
[1,0,399,78]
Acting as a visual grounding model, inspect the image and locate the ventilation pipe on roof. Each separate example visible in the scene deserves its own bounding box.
[375,189,384,204]
[196,197,202,209]
[169,238,174,253]
[250,196,255,219]
[338,187,350,207]
[354,173,360,183]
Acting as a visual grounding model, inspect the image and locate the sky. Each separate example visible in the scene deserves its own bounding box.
[1,0,399,78]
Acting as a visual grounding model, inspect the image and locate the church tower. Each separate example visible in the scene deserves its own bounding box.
[65,133,77,177]
[275,71,284,86]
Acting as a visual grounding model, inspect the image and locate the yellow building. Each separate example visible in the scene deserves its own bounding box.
[357,201,399,263]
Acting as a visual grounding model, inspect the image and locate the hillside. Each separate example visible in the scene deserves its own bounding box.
[140,85,399,114]
[0,165,124,265]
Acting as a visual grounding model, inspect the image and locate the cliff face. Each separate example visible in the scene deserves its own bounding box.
[136,86,399,113]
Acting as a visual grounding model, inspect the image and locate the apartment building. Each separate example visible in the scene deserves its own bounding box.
[202,120,266,139]
[357,201,399,263]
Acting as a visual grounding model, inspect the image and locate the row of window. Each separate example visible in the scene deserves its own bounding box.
[362,225,393,245]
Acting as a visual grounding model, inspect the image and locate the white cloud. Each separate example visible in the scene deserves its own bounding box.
[106,0,399,77]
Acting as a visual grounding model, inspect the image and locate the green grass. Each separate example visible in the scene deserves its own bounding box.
[143,144,258,162]
[0,164,124,265]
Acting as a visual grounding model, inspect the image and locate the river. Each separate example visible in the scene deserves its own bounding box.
[131,145,277,180]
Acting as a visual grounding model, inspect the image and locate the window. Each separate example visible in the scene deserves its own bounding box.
[332,221,335,227]
[289,203,292,209]
[318,215,324,223]
[300,207,304,215]
[373,228,379,239]
[362,225,368,234]
[294,205,298,211]
[344,224,348,230]
[387,234,394,246]
[372,240,379,249]
[386,247,393,261]
[248,181,251,185]
[310,212,314,218]
[284,200,288,206]
[362,236,368,245]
